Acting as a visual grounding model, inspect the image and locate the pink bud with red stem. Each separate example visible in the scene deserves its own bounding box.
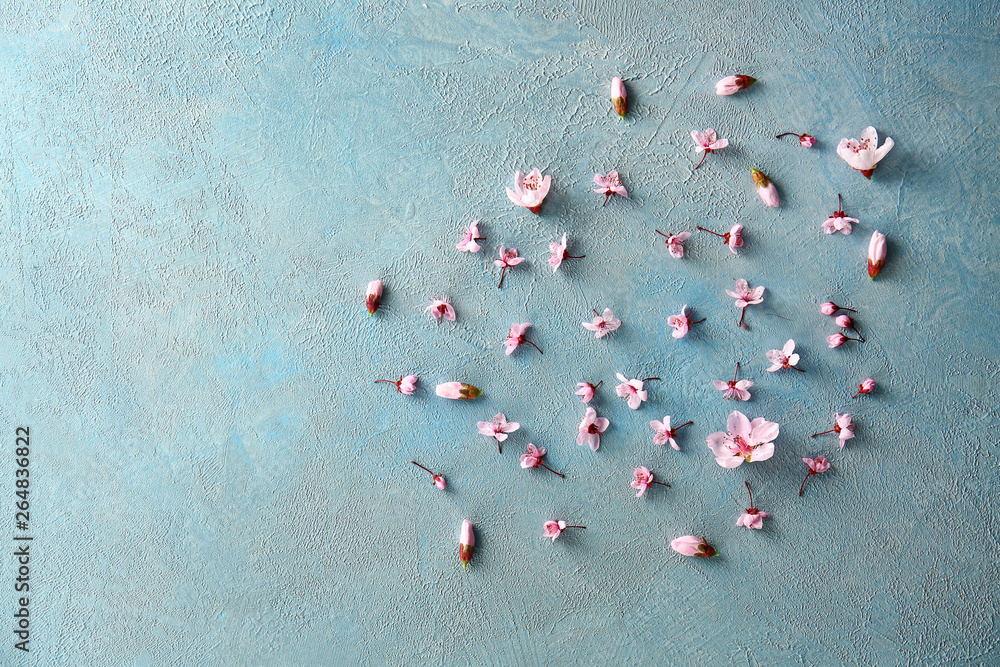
[853,378,876,398]
[820,301,856,316]
[365,280,383,316]
[776,132,815,147]
[411,461,446,490]
[520,444,564,477]
[575,380,602,403]
[631,466,671,497]
[827,332,863,348]
[697,223,743,254]
[737,481,770,529]
[799,456,830,496]
[835,315,866,342]
[375,374,419,395]
[543,520,586,541]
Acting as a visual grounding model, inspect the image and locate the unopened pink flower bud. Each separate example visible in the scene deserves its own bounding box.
[459,520,475,568]
[366,280,383,316]
[435,382,482,400]
[670,535,717,558]
[853,378,876,398]
[433,474,446,490]
[827,333,846,348]
[835,315,853,329]
[868,231,887,279]
[820,302,837,316]
[751,168,779,208]
[611,77,627,119]
[715,75,756,95]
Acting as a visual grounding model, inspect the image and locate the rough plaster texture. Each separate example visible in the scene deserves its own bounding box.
[1,0,998,664]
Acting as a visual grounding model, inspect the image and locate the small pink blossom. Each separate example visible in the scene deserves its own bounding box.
[365,280,383,316]
[544,520,586,542]
[459,519,475,567]
[836,315,866,341]
[655,230,692,258]
[822,195,858,235]
[696,224,743,254]
[582,308,621,338]
[667,305,705,339]
[868,231,887,279]
[853,378,876,398]
[799,455,830,496]
[670,535,717,558]
[715,74,756,95]
[726,278,764,328]
[456,220,483,253]
[375,374,419,395]
[691,128,729,169]
[766,339,803,373]
[750,168,780,208]
[494,245,526,288]
[736,481,770,529]
[611,77,627,118]
[706,410,779,468]
[776,132,815,148]
[435,382,482,400]
[426,297,456,322]
[477,413,520,454]
[649,415,692,451]
[616,373,656,410]
[594,170,629,206]
[837,126,894,179]
[713,363,753,401]
[827,332,862,348]
[504,322,543,355]
[575,380,602,403]
[630,466,669,497]
[548,233,585,272]
[412,461,446,490]
[506,168,551,213]
[577,407,609,451]
[520,443,564,477]
[820,301,856,316]
[812,413,855,448]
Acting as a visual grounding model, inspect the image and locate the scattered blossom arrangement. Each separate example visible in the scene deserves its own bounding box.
[367,74,891,568]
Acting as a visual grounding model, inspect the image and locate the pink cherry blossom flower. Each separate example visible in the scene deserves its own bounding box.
[776,131,815,148]
[715,74,756,95]
[411,461,446,490]
[477,413,520,454]
[520,443,565,477]
[611,77,627,118]
[726,279,764,328]
[548,233,585,272]
[691,128,729,169]
[365,280,383,316]
[594,170,629,206]
[577,407,609,451]
[575,380,602,403]
[812,413,855,449]
[820,301,856,316]
[827,332,862,348]
[655,230,692,258]
[736,481,770,529]
[456,220,483,253]
[649,415,693,451]
[375,374,419,395]
[822,194,858,235]
[459,520,475,567]
[630,466,670,497]
[667,305,705,339]
[582,308,621,339]
[543,520,586,542]
[435,382,482,400]
[837,126,894,179]
[799,455,830,496]
[696,223,743,254]
[713,362,753,401]
[766,339,804,373]
[868,231,887,279]
[750,168,780,208]
[426,297,456,322]
[853,378,876,398]
[616,373,658,410]
[506,168,551,214]
[706,410,779,468]
[494,245,526,288]
[835,315,866,341]
[504,322,543,355]
[670,535,717,558]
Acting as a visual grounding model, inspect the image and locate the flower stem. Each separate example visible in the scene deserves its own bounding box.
[775,132,796,139]
[498,266,507,288]
[641,377,661,383]
[524,338,544,354]
[733,363,740,382]
[738,308,746,329]
[694,152,707,170]
[792,366,806,373]
[837,193,842,210]
[745,480,754,506]
[691,318,706,325]
[811,429,835,437]
[675,421,693,430]
[411,461,433,474]
[565,525,587,530]
[497,440,503,454]
[696,226,725,238]
[655,230,669,239]
[851,390,862,398]
[798,471,813,496]
[540,462,565,478]
[565,254,586,260]
[603,193,611,207]
[651,480,671,487]
[374,379,396,385]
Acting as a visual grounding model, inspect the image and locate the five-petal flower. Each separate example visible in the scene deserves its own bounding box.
[706,410,779,468]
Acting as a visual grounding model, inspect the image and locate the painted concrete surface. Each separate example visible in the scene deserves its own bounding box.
[1,0,998,664]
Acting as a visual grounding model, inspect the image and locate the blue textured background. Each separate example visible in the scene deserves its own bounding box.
[1,0,998,664]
